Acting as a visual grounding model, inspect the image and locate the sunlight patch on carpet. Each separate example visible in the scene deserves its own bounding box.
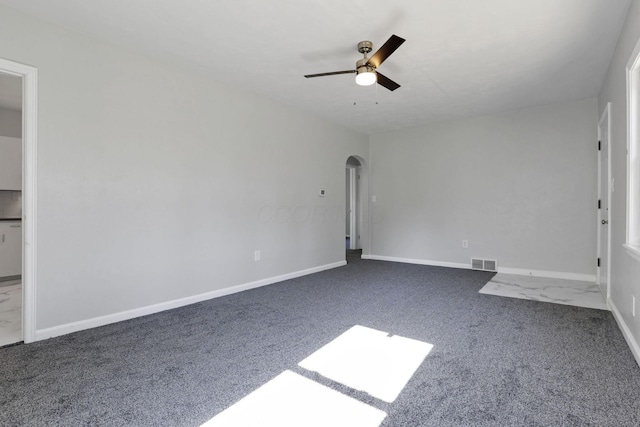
[201,370,387,427]
[298,325,433,403]
[202,325,432,426]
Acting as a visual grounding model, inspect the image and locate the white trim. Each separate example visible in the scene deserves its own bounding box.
[345,155,369,257]
[609,299,640,367]
[362,255,470,270]
[348,166,357,250]
[34,261,346,341]
[497,267,595,282]
[0,57,38,344]
[362,255,596,282]
[625,36,640,250]
[624,243,640,262]
[345,155,367,255]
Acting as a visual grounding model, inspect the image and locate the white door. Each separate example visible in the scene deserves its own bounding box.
[597,103,611,300]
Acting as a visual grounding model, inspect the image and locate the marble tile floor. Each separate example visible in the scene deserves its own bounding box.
[479,273,608,311]
[0,280,22,347]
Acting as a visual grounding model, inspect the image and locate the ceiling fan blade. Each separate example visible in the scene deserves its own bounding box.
[304,70,356,78]
[376,72,401,91]
[367,34,406,68]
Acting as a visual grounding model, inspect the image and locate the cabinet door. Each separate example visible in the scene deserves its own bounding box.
[0,223,21,277]
[0,136,22,190]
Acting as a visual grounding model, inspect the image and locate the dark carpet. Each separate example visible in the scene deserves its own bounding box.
[1,260,640,426]
[346,248,362,264]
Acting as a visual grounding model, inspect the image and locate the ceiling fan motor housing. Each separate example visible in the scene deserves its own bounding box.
[357,40,373,54]
[357,41,375,75]
[356,58,375,73]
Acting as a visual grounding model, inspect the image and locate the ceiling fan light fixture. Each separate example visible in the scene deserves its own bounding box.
[355,66,376,86]
[304,35,404,91]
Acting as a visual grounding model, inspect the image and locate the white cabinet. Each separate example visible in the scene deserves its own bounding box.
[0,136,22,190]
[0,221,21,277]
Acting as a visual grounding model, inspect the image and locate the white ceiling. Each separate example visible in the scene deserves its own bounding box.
[0,0,632,134]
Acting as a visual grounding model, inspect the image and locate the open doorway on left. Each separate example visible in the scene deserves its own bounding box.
[0,71,23,347]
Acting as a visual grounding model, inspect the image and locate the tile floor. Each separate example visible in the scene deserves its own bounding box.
[479,273,608,310]
[0,280,22,347]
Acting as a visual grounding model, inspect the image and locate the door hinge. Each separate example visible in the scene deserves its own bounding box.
[597,257,601,267]
[598,199,601,209]
[598,140,601,151]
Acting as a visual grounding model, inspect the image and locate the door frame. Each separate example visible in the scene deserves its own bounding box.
[597,102,612,301]
[344,155,369,255]
[347,165,358,250]
[0,57,38,343]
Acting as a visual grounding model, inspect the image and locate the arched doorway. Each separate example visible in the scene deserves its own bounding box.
[345,155,368,262]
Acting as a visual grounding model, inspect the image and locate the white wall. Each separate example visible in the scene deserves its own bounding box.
[0,107,21,138]
[597,0,640,361]
[0,136,21,190]
[369,98,598,277]
[0,6,368,332]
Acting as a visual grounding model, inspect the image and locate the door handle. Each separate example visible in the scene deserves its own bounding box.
[602,220,609,225]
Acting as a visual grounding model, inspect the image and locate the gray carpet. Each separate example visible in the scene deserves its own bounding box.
[346,248,362,264]
[1,259,640,426]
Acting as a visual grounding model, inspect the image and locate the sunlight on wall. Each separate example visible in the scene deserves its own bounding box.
[299,325,433,403]
[201,325,433,426]
[201,370,387,427]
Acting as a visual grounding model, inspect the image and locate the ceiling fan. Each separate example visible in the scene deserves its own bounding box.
[304,35,406,91]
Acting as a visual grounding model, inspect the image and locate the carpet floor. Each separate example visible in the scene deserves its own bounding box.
[1,260,639,426]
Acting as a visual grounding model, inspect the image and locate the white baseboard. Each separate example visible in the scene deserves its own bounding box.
[34,260,347,342]
[609,299,640,368]
[362,254,595,282]
[362,255,470,270]
[497,267,595,282]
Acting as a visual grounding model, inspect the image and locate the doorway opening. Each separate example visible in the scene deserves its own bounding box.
[597,102,611,302]
[0,71,23,347]
[0,57,37,345]
[346,156,363,263]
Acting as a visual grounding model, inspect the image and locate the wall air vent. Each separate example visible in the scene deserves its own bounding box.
[471,258,498,272]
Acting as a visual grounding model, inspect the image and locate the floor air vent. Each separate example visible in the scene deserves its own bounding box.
[471,258,497,272]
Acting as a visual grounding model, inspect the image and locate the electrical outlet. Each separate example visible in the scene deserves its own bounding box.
[462,240,469,249]
[254,250,261,262]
